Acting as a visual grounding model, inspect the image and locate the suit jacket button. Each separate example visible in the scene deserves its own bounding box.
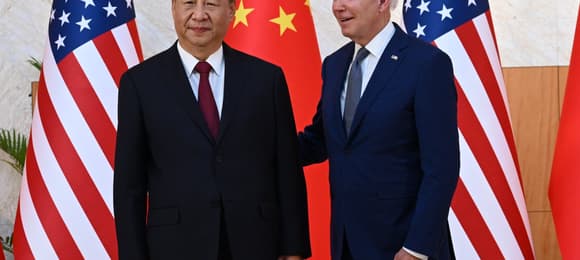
[216,155,224,163]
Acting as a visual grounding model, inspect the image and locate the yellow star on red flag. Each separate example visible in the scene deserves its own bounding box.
[269,6,297,36]
[233,0,254,28]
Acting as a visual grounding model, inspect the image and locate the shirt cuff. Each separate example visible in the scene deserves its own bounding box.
[403,247,428,260]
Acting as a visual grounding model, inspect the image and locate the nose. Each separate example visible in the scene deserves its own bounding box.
[332,0,345,13]
[191,4,209,20]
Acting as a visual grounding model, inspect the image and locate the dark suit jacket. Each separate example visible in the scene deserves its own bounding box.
[114,43,311,260]
[299,24,459,259]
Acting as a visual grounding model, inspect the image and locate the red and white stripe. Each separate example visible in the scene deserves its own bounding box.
[433,12,535,259]
[13,21,142,260]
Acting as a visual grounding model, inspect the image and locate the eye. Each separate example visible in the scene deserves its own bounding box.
[205,1,217,6]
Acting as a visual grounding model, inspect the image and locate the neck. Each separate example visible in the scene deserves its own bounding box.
[179,40,221,61]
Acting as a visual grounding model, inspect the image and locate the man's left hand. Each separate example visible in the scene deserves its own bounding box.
[394,248,421,260]
[278,256,303,260]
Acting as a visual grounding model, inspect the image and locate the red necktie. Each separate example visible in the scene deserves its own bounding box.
[195,61,219,139]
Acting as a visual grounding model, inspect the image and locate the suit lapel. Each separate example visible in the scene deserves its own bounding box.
[163,43,215,142]
[326,42,355,142]
[348,25,410,140]
[216,44,245,144]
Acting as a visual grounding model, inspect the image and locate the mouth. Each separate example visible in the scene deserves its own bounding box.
[338,17,353,24]
[189,26,210,33]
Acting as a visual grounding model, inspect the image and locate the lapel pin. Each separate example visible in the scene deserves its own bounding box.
[391,55,399,61]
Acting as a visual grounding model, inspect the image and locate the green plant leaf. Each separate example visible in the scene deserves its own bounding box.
[1,232,14,254]
[27,56,42,71]
[0,128,27,175]
[1,234,13,254]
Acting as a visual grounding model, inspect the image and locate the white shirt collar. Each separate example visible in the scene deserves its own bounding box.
[354,21,396,60]
[176,42,224,76]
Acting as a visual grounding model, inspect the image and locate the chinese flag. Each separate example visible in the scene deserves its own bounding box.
[549,7,580,259]
[0,248,5,260]
[225,0,330,259]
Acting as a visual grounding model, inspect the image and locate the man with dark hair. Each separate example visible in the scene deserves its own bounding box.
[114,1,310,259]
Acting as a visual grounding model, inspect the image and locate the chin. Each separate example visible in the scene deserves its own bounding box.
[185,36,209,45]
[341,31,353,39]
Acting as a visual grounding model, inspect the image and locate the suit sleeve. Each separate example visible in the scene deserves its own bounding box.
[404,50,460,257]
[114,72,149,259]
[297,58,329,166]
[273,67,312,258]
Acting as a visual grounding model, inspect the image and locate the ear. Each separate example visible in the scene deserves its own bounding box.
[379,0,389,12]
[228,1,236,21]
[171,0,176,16]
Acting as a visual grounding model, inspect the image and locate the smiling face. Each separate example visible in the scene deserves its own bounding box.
[332,0,390,46]
[172,0,235,59]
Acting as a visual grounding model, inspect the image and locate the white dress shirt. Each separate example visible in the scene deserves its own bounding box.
[340,21,395,116]
[339,22,428,260]
[177,42,225,118]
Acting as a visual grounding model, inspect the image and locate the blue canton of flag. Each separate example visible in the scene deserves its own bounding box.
[402,0,488,42]
[49,0,135,62]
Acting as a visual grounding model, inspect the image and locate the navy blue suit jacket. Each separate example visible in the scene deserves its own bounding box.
[299,24,459,259]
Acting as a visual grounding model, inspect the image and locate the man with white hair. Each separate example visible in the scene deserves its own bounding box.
[298,0,460,259]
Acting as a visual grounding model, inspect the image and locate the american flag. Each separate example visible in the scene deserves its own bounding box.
[13,0,142,259]
[403,0,535,259]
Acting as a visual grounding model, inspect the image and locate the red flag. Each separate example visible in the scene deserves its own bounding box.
[0,249,5,260]
[13,0,143,259]
[225,1,330,259]
[549,7,580,259]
